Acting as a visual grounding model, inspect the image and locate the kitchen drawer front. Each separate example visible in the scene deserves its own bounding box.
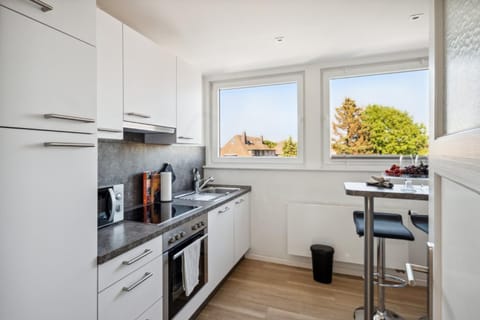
[0,0,95,45]
[0,6,96,133]
[99,236,163,292]
[98,256,163,320]
[134,298,162,320]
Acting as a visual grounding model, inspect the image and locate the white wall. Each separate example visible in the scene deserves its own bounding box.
[205,168,428,276]
[204,51,430,277]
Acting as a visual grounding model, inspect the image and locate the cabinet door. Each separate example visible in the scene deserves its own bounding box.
[208,203,234,288]
[0,7,96,133]
[123,25,176,129]
[96,9,123,140]
[234,194,251,263]
[0,0,95,45]
[0,128,97,320]
[176,58,203,144]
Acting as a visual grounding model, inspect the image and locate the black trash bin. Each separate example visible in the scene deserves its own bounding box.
[310,244,334,284]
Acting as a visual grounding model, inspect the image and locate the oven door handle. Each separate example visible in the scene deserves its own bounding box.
[173,234,208,260]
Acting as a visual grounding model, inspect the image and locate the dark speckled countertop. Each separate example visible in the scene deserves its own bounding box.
[97,185,251,264]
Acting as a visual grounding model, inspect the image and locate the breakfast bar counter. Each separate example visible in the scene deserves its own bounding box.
[344,182,429,320]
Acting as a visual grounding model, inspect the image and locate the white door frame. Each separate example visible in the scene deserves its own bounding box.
[429,0,480,318]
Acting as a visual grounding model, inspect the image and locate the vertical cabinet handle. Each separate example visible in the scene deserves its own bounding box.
[29,0,53,12]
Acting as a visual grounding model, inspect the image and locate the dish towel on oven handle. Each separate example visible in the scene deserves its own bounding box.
[182,238,201,296]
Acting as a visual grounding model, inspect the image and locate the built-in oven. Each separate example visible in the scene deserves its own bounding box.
[163,214,208,320]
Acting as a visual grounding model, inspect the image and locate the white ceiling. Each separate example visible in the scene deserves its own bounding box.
[97,0,429,75]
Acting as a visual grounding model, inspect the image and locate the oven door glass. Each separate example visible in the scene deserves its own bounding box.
[169,232,207,319]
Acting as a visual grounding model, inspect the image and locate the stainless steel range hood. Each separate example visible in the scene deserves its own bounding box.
[123,121,175,134]
[123,121,176,144]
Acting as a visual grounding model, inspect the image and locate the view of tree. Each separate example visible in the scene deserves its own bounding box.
[263,139,277,149]
[331,98,372,155]
[361,105,428,155]
[331,98,429,155]
[282,136,297,157]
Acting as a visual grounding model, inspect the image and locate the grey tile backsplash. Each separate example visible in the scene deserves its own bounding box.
[98,140,205,209]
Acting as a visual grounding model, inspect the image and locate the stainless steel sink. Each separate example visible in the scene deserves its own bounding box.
[199,187,240,195]
[175,187,240,201]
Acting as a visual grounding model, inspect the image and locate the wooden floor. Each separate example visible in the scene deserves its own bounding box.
[197,259,426,320]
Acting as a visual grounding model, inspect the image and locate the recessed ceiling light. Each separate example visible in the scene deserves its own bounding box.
[274,36,285,43]
[410,13,424,21]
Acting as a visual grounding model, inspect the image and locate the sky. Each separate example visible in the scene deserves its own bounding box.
[330,69,429,130]
[219,82,298,146]
[218,69,429,147]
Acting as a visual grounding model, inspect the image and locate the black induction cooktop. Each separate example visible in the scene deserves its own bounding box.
[124,203,198,225]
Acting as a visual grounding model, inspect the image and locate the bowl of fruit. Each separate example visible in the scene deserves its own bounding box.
[385,162,429,178]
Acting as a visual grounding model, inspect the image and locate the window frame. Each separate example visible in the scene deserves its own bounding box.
[321,58,429,169]
[209,72,305,167]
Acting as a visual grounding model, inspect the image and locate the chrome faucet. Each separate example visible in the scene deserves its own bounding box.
[192,168,215,193]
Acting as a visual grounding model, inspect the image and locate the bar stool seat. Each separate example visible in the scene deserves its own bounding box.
[353,211,414,320]
[353,211,415,241]
[408,210,429,234]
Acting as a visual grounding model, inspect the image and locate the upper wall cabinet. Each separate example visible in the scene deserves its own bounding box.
[0,6,96,134]
[0,0,95,45]
[96,9,123,140]
[176,58,203,144]
[123,25,176,131]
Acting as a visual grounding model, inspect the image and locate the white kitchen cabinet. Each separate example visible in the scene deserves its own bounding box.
[176,58,203,144]
[98,256,163,320]
[207,193,251,288]
[96,8,123,140]
[0,0,95,45]
[208,202,235,288]
[123,25,177,130]
[0,128,97,320]
[234,194,251,263]
[0,6,96,134]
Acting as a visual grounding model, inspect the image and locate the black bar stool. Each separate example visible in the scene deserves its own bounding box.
[408,210,429,234]
[407,210,430,320]
[353,211,415,320]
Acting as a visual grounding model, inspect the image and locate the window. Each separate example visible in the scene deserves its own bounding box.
[210,73,304,164]
[325,60,429,159]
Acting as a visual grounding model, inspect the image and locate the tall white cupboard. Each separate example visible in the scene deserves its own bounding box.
[0,2,97,320]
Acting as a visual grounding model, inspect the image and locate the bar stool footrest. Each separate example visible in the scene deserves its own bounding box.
[353,306,406,320]
[363,272,408,288]
[376,274,408,288]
